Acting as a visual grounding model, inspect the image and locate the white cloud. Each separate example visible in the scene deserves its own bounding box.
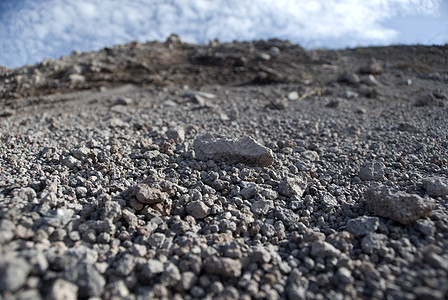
[0,0,445,68]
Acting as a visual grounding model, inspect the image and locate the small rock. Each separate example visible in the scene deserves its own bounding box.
[278,176,307,198]
[361,74,380,86]
[346,216,379,237]
[359,161,385,181]
[251,200,273,215]
[415,93,443,107]
[166,127,185,143]
[251,247,272,264]
[47,279,78,300]
[320,192,338,212]
[336,267,354,284]
[310,241,341,258]
[364,184,435,224]
[338,73,360,85]
[134,185,168,204]
[415,219,435,235]
[423,177,448,197]
[114,97,134,106]
[359,59,383,74]
[193,135,274,167]
[0,257,31,292]
[67,73,85,85]
[204,257,242,278]
[186,201,210,219]
[361,233,388,254]
[275,208,300,228]
[63,263,105,298]
[142,259,165,278]
[287,91,299,100]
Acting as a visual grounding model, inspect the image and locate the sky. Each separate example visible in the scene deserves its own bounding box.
[1,0,447,69]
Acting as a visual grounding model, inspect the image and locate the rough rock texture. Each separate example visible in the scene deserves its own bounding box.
[1,39,448,300]
[364,184,436,224]
[193,135,274,167]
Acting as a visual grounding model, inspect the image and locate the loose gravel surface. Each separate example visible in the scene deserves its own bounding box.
[1,39,448,299]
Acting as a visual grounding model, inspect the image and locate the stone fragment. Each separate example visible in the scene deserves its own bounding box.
[0,257,31,292]
[361,233,388,254]
[320,192,338,211]
[193,135,274,167]
[0,219,15,245]
[310,241,341,258]
[338,73,360,85]
[364,184,435,224]
[142,259,165,278]
[186,201,210,219]
[114,97,134,106]
[423,177,448,197]
[346,216,379,237]
[102,201,122,222]
[134,185,168,204]
[178,271,197,290]
[278,176,307,198]
[251,200,273,215]
[44,208,72,227]
[287,91,299,100]
[359,59,383,74]
[166,126,185,143]
[251,247,272,264]
[63,263,105,298]
[47,279,78,300]
[239,183,260,200]
[204,257,242,278]
[275,208,300,228]
[415,219,435,235]
[414,93,443,107]
[359,161,385,181]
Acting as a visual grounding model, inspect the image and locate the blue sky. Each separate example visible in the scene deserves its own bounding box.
[1,0,447,69]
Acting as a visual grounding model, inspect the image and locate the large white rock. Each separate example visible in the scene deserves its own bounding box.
[193,135,274,167]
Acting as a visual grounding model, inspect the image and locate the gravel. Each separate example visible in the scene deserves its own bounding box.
[1,40,448,299]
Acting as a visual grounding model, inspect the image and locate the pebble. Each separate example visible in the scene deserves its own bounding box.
[346,216,379,237]
[186,200,211,219]
[0,257,31,292]
[46,279,78,300]
[204,257,242,278]
[278,176,307,198]
[359,161,385,181]
[423,177,448,197]
[310,241,341,258]
[193,135,274,167]
[364,184,435,224]
[63,263,105,298]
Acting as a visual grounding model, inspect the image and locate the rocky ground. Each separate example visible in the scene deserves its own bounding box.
[1,36,448,300]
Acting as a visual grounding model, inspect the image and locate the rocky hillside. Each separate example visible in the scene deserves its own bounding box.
[1,37,448,300]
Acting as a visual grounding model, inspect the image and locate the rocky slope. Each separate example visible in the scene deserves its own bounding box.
[0,37,448,299]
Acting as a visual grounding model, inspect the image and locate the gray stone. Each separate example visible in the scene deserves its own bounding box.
[288,91,299,100]
[415,93,442,107]
[275,208,300,228]
[251,247,272,264]
[44,208,72,228]
[278,176,307,198]
[160,262,181,286]
[112,253,136,276]
[415,219,435,235]
[346,216,379,237]
[142,259,165,278]
[63,263,105,298]
[364,184,435,224]
[186,200,210,219]
[310,241,341,258]
[361,233,388,254]
[102,201,122,222]
[320,192,338,211]
[251,200,273,215]
[47,279,78,300]
[0,219,15,245]
[239,183,260,200]
[204,257,242,278]
[134,184,168,204]
[178,271,197,290]
[424,177,448,197]
[359,59,383,74]
[336,267,353,284]
[0,257,31,292]
[193,135,274,167]
[359,161,385,181]
[166,126,185,143]
[114,97,134,106]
